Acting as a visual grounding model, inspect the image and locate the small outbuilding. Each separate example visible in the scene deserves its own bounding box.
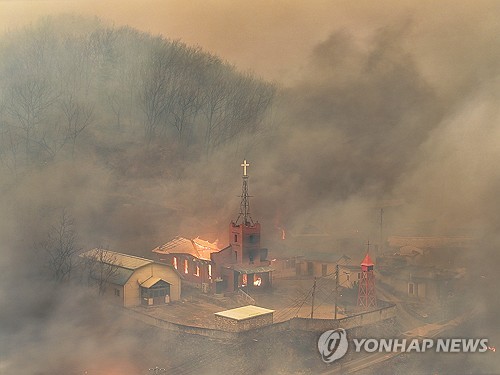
[214,305,274,332]
[80,249,181,307]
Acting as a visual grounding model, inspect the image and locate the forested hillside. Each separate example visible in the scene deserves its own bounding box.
[0,16,276,177]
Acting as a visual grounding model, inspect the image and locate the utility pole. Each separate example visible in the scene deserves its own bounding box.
[334,264,339,320]
[310,277,317,319]
[379,208,384,256]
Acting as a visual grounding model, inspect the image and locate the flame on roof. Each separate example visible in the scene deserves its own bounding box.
[152,236,220,261]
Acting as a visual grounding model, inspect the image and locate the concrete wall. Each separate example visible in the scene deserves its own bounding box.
[214,313,273,332]
[123,263,181,307]
[289,304,397,332]
[123,302,396,339]
[379,272,448,302]
[122,308,236,340]
[295,260,359,288]
[270,258,297,279]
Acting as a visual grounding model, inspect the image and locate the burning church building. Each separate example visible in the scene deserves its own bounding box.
[153,160,273,294]
[152,236,219,292]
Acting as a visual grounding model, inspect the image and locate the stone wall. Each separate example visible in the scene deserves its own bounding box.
[123,303,396,339]
[214,313,273,332]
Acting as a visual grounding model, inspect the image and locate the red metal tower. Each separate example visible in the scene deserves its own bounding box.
[357,249,377,309]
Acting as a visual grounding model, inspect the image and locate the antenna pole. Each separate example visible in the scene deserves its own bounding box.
[310,277,317,319]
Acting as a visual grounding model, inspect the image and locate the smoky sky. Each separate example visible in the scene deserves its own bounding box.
[0,1,498,247]
[1,0,498,83]
[0,1,497,246]
[1,3,500,373]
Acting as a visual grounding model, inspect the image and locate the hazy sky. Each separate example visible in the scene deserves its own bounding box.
[1,3,500,374]
[2,0,498,83]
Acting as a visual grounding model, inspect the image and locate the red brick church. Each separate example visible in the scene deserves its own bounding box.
[153,160,273,294]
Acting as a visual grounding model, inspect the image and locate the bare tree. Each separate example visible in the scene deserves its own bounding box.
[7,76,59,158]
[201,67,276,153]
[139,41,179,142]
[168,72,201,142]
[81,248,121,295]
[200,62,233,154]
[38,209,80,283]
[60,94,94,157]
[0,114,22,176]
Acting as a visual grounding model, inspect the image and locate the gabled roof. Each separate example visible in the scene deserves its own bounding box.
[139,276,170,288]
[301,252,352,264]
[152,236,219,261]
[80,248,153,269]
[110,268,135,286]
[79,249,180,285]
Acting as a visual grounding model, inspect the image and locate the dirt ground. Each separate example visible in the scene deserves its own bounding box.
[130,276,352,328]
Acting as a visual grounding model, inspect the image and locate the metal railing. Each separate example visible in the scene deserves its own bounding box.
[237,288,255,304]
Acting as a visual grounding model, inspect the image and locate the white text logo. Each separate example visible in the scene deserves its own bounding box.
[317,328,349,363]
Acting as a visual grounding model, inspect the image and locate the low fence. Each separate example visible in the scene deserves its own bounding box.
[124,302,396,340]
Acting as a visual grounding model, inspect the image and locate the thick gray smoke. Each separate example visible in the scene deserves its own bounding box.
[1,3,500,373]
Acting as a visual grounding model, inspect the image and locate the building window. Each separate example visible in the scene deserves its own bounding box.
[208,264,212,279]
[114,288,120,297]
[408,282,414,295]
[321,264,327,276]
[195,265,200,277]
[242,274,247,287]
[184,259,189,274]
[173,257,178,270]
[234,234,238,242]
[357,272,361,280]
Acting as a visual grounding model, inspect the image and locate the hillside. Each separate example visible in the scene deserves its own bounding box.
[0,15,276,178]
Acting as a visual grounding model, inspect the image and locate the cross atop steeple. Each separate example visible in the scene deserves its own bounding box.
[241,159,249,177]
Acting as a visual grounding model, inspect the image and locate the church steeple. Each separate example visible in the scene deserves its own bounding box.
[230,160,261,265]
[235,159,254,226]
